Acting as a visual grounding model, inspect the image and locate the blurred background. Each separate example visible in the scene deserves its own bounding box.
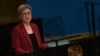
[1,0,100,56]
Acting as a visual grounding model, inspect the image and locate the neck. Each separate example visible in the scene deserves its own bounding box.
[22,22,30,26]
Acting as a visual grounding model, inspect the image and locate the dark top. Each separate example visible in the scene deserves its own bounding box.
[29,33,39,51]
[19,34,39,56]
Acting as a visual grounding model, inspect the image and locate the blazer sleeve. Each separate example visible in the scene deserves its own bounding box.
[33,24,49,49]
[12,29,26,54]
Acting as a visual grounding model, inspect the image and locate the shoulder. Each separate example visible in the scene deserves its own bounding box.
[30,23,39,30]
[31,23,38,27]
[12,23,22,32]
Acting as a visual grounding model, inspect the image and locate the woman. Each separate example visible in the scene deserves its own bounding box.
[12,4,49,56]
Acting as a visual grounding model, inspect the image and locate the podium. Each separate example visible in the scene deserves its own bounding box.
[46,37,69,56]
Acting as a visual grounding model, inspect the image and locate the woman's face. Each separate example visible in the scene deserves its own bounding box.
[19,8,32,23]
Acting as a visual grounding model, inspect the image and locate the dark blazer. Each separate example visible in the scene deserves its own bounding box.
[12,23,48,54]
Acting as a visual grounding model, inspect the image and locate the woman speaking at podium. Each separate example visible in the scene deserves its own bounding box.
[12,4,49,56]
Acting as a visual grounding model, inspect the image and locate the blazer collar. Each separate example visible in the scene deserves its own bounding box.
[20,23,33,47]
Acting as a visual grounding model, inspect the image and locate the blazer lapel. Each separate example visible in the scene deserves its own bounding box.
[31,23,40,45]
[20,23,32,47]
